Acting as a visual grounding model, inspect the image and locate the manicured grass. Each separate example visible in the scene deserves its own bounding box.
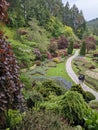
[47,61,73,83]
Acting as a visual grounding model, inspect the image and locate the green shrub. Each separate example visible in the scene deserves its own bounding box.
[6,109,22,130]
[48,42,58,53]
[24,90,43,108]
[67,42,73,54]
[84,110,98,130]
[40,95,62,113]
[84,91,95,103]
[61,91,89,125]
[89,100,98,110]
[29,67,46,75]
[46,61,56,67]
[20,73,32,90]
[16,110,66,130]
[42,80,66,96]
[80,42,86,56]
[70,85,95,102]
[70,85,85,97]
[53,58,60,63]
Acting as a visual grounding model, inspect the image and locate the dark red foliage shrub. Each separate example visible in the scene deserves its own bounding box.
[0,37,24,122]
[63,50,67,56]
[0,0,9,22]
[85,36,96,44]
[84,36,96,53]
[0,0,24,128]
[48,38,58,54]
[47,52,52,60]
[57,35,69,49]
[57,49,67,57]
[73,43,80,49]
[33,48,42,60]
[0,37,24,108]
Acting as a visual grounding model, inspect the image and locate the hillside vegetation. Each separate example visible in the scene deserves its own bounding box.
[87,18,98,35]
[0,0,98,130]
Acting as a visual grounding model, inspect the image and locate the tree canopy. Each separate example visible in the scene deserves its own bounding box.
[7,0,86,38]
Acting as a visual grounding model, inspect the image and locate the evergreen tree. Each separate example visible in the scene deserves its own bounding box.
[62,2,71,26]
[67,42,73,54]
[80,42,86,55]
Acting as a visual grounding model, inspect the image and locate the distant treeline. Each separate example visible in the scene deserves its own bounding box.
[87,18,98,35]
[7,0,86,38]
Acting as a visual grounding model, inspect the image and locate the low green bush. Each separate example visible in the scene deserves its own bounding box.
[84,110,98,130]
[6,109,22,130]
[60,91,89,125]
[70,85,85,97]
[42,80,66,96]
[46,61,57,67]
[40,90,90,126]
[70,85,95,102]
[84,91,95,103]
[16,110,66,130]
[23,90,43,108]
[20,73,32,90]
[40,95,62,113]
[28,66,49,76]
[89,100,98,110]
[53,57,60,63]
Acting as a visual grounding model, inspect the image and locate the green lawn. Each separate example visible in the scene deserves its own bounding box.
[47,61,73,83]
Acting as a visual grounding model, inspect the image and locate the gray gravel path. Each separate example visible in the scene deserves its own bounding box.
[66,50,98,100]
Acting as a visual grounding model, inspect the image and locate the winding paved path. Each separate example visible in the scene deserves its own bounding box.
[66,50,98,100]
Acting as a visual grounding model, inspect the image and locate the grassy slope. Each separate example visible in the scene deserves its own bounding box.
[2,25,50,68]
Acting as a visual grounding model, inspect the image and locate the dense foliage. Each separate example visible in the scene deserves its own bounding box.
[67,42,73,54]
[84,36,96,53]
[0,0,24,128]
[80,42,86,55]
[87,18,98,35]
[1,0,98,130]
[61,91,89,125]
[57,35,69,49]
[16,110,66,130]
[70,85,95,102]
[7,0,86,38]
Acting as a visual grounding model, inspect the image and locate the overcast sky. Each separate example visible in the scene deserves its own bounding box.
[62,0,98,21]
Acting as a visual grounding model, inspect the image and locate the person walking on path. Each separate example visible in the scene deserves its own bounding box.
[78,74,85,85]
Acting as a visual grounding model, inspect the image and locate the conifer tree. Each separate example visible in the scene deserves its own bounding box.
[67,42,73,54]
[80,42,86,55]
